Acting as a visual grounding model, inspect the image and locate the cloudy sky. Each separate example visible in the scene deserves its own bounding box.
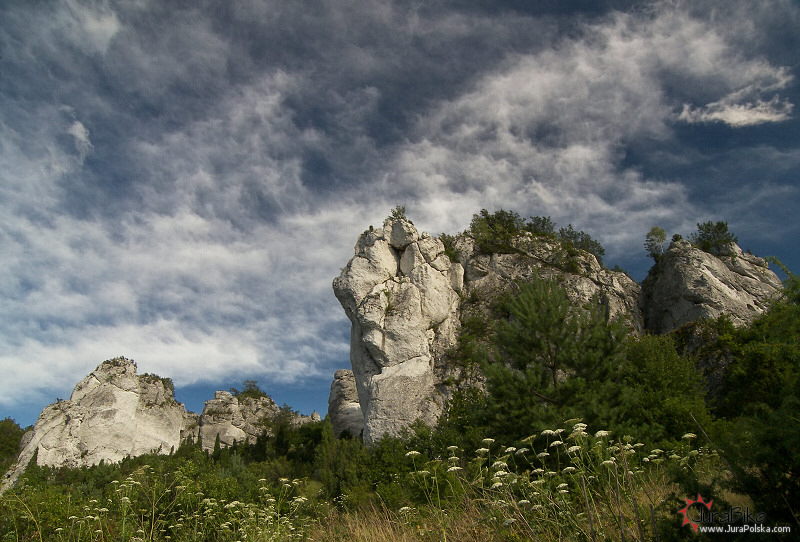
[2,0,799,427]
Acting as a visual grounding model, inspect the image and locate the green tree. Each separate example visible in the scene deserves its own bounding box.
[0,418,25,474]
[468,209,526,253]
[390,205,407,221]
[615,335,710,444]
[557,224,605,265]
[482,275,626,437]
[644,226,667,262]
[525,215,556,237]
[689,221,738,255]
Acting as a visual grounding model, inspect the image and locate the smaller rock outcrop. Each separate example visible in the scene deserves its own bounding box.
[1,358,196,494]
[642,241,782,333]
[198,391,280,451]
[328,370,365,439]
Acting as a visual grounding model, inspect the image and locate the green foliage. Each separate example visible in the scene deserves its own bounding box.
[615,335,711,445]
[438,232,459,262]
[468,208,526,253]
[467,209,606,266]
[689,220,738,255]
[389,205,407,221]
[644,225,667,262]
[557,224,605,265]
[229,380,269,400]
[481,275,626,439]
[142,373,175,394]
[0,418,25,474]
[525,215,556,237]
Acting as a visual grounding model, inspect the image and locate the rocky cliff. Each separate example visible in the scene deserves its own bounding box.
[1,358,197,493]
[642,240,782,333]
[332,217,642,443]
[330,217,784,443]
[328,369,365,439]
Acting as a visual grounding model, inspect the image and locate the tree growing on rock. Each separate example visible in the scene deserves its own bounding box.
[690,221,738,256]
[644,226,667,262]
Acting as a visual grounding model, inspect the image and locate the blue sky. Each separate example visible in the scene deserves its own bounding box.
[1,0,798,427]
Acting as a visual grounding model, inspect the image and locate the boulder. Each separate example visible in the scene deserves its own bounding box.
[642,241,782,333]
[331,218,642,443]
[198,391,279,451]
[328,369,364,438]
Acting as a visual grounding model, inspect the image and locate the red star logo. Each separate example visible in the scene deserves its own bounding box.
[678,493,713,531]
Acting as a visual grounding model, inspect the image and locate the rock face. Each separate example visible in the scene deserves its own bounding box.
[642,241,782,333]
[198,391,280,451]
[2,358,197,493]
[331,218,642,443]
[332,218,463,443]
[197,392,320,452]
[455,234,644,332]
[328,370,365,438]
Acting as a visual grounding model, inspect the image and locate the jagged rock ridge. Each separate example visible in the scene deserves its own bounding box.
[198,391,320,452]
[2,358,321,494]
[332,218,463,444]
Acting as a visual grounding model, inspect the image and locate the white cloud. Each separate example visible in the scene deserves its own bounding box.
[679,96,794,127]
[67,120,93,162]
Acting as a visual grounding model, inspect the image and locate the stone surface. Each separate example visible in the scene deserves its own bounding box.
[333,218,462,443]
[2,359,322,494]
[2,358,196,493]
[198,391,279,451]
[455,234,644,332]
[641,241,782,333]
[328,369,365,438]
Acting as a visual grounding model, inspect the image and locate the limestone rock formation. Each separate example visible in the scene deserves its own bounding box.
[198,391,279,451]
[327,369,365,438]
[1,358,196,493]
[332,217,463,443]
[331,217,642,443]
[455,234,643,332]
[642,241,782,333]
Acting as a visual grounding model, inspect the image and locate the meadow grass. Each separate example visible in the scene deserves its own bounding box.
[0,422,733,541]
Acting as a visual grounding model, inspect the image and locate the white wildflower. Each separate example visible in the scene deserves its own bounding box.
[595,430,611,438]
[405,450,421,457]
[549,440,563,448]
